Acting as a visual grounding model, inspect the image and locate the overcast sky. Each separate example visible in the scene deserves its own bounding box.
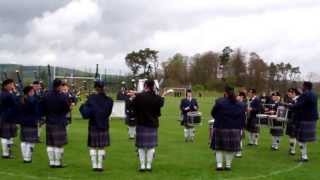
[0,0,319,77]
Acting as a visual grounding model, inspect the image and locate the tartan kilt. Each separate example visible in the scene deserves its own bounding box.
[246,117,260,133]
[0,122,17,139]
[20,126,39,143]
[210,128,242,152]
[88,126,110,148]
[286,121,296,138]
[296,121,317,143]
[46,124,68,147]
[136,125,158,148]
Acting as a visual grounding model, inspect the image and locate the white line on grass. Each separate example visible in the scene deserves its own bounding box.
[224,163,303,180]
[0,171,69,180]
[0,163,302,180]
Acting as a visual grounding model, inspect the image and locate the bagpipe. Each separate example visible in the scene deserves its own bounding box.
[15,70,24,96]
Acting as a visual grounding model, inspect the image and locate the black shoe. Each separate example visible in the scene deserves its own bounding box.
[2,155,13,159]
[139,168,146,172]
[216,167,224,171]
[49,165,56,168]
[55,164,67,168]
[146,168,152,172]
[271,147,279,151]
[96,168,104,172]
[225,167,232,171]
[247,143,254,146]
[289,151,296,156]
[23,160,32,164]
[297,158,309,163]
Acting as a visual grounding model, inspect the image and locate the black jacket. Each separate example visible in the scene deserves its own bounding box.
[132,91,164,128]
[43,90,70,126]
[80,93,113,130]
[211,97,246,129]
[290,90,318,122]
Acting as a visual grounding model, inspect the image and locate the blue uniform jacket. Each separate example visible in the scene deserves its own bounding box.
[211,97,246,129]
[80,93,113,130]
[18,96,41,127]
[290,90,319,122]
[42,90,70,126]
[0,90,19,123]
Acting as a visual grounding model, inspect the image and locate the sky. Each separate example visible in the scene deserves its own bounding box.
[0,0,319,78]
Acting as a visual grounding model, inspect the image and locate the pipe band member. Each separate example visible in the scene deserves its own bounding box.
[80,80,113,172]
[267,92,283,151]
[125,93,137,139]
[132,79,164,172]
[286,88,301,155]
[246,89,262,146]
[18,86,41,163]
[0,79,18,159]
[43,79,70,168]
[210,86,246,171]
[289,82,318,162]
[235,91,247,158]
[180,89,199,142]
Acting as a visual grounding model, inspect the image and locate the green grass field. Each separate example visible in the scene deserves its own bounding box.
[0,96,319,180]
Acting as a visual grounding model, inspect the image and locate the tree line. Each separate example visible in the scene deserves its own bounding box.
[125,47,302,94]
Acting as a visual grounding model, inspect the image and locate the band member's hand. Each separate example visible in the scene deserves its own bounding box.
[193,106,197,110]
[184,107,190,111]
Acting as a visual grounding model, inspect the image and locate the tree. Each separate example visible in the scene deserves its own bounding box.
[247,52,268,92]
[125,48,159,78]
[162,53,188,86]
[230,49,247,86]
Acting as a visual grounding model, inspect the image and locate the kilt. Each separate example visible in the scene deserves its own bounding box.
[88,126,110,148]
[20,126,39,143]
[136,125,158,148]
[46,124,68,147]
[286,121,296,138]
[296,121,317,143]
[210,128,242,152]
[270,128,284,137]
[246,117,260,133]
[0,122,17,139]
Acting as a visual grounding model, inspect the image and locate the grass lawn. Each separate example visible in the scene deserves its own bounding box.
[0,96,319,180]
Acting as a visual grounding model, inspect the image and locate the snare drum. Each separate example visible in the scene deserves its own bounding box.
[186,111,202,127]
[256,114,270,127]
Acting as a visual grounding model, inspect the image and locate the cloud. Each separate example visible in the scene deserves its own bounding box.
[0,0,320,78]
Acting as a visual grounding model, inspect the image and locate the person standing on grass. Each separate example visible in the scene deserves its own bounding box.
[132,79,164,172]
[42,79,70,168]
[0,79,19,159]
[18,86,41,163]
[246,89,262,146]
[289,82,318,162]
[235,91,247,158]
[285,88,301,155]
[79,81,113,172]
[210,86,246,171]
[180,89,199,142]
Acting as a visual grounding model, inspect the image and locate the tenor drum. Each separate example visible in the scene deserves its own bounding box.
[186,111,202,127]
